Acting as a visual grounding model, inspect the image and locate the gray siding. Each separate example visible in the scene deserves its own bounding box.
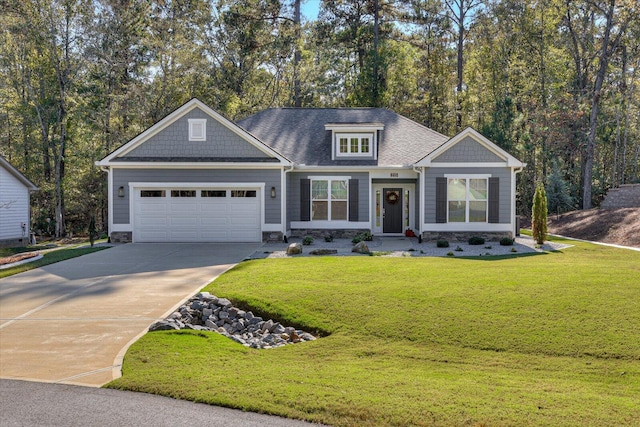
[423,167,512,223]
[122,108,271,159]
[287,171,369,226]
[112,168,282,224]
[432,136,504,163]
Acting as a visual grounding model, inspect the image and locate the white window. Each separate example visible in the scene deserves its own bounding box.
[188,119,206,141]
[336,133,372,157]
[447,178,488,223]
[311,179,348,220]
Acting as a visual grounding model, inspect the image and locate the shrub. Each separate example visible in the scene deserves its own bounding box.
[446,251,454,256]
[500,237,514,246]
[302,236,314,246]
[532,184,548,245]
[352,231,373,244]
[436,240,449,248]
[324,234,334,242]
[468,236,485,245]
[455,246,463,252]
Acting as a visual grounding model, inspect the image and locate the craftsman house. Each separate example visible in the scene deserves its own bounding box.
[96,99,524,243]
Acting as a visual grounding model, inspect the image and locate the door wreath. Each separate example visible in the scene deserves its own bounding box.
[385,191,400,205]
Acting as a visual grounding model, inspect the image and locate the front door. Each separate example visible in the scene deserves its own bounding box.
[383,188,403,233]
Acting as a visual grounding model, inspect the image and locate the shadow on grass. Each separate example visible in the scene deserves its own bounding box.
[453,251,557,261]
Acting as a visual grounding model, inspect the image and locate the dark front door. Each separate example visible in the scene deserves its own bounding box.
[383,188,403,233]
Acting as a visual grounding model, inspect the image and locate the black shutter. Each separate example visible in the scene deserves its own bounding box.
[435,177,447,223]
[300,179,310,221]
[349,179,359,221]
[488,177,499,223]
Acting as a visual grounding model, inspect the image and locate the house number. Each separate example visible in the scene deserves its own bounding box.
[390,173,398,177]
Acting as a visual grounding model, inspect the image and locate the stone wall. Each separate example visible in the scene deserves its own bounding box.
[110,232,132,243]
[601,184,640,208]
[421,231,512,242]
[289,228,370,239]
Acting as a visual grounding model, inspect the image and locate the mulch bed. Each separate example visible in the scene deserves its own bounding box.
[0,252,40,266]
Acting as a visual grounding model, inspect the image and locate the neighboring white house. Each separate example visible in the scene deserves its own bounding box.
[0,155,38,247]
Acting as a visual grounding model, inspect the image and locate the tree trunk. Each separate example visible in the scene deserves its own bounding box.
[293,0,301,107]
[582,0,623,209]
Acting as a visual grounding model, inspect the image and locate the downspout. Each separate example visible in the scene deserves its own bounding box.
[282,165,294,241]
[99,165,112,242]
[413,165,424,242]
[513,166,524,237]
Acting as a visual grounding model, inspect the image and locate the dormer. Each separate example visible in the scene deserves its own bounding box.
[325,122,384,160]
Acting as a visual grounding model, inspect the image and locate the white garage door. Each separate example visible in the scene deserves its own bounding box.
[133,187,261,242]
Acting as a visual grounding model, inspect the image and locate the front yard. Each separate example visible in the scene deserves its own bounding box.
[107,237,640,426]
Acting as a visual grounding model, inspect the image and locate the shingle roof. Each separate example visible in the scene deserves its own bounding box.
[237,108,449,167]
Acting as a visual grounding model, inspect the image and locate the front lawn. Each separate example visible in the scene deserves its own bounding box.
[107,237,640,426]
[0,246,109,279]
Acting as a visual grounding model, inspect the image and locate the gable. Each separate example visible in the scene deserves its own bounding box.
[0,156,38,190]
[120,107,271,161]
[97,99,290,166]
[432,136,505,163]
[416,127,524,168]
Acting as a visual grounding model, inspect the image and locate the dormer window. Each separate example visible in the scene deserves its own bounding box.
[337,134,371,156]
[188,119,206,141]
[325,122,384,160]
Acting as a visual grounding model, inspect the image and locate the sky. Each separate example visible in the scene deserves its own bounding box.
[301,0,321,21]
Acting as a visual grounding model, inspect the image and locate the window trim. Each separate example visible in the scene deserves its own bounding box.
[188,119,207,141]
[444,174,490,223]
[308,176,350,221]
[334,133,374,158]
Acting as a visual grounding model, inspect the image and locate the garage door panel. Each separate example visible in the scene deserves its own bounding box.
[138,203,167,213]
[170,216,198,226]
[137,230,169,241]
[133,187,262,243]
[200,230,231,240]
[139,216,169,226]
[200,217,228,226]
[169,230,200,241]
[170,203,198,213]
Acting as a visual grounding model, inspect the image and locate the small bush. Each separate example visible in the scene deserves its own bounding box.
[500,237,514,246]
[436,240,449,248]
[455,246,463,252]
[468,236,485,245]
[484,245,492,249]
[324,234,334,242]
[511,247,518,253]
[302,236,314,246]
[352,231,373,244]
[447,251,454,256]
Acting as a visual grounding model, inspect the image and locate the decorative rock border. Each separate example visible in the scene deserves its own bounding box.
[149,292,317,349]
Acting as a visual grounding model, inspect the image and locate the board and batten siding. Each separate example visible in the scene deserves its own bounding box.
[0,166,30,240]
[112,168,282,224]
[121,108,271,160]
[287,171,370,228]
[423,167,512,224]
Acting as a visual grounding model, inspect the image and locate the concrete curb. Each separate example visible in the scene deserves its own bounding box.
[548,233,640,252]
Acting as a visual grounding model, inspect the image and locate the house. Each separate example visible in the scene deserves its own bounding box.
[0,155,38,247]
[96,99,524,243]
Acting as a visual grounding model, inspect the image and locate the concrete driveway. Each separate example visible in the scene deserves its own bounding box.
[0,243,260,387]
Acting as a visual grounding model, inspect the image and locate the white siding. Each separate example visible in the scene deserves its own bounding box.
[0,166,30,240]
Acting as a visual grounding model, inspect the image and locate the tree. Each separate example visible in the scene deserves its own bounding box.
[532,183,548,245]
[546,160,574,217]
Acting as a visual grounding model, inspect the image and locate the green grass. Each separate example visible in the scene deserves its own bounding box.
[0,247,109,278]
[107,237,640,426]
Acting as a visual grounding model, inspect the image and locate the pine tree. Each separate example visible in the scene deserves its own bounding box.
[546,161,574,218]
[532,184,548,245]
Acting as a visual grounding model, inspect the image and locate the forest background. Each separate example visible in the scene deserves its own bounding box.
[0,0,638,237]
